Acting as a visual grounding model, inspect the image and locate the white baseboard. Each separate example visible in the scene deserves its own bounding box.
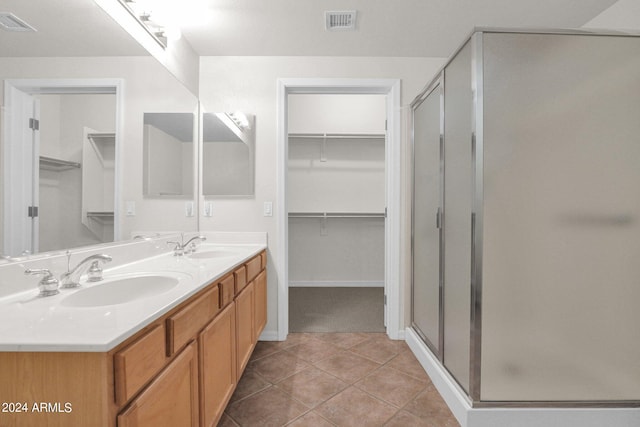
[405,328,470,426]
[289,280,384,287]
[405,328,640,427]
[258,329,280,341]
[393,329,405,340]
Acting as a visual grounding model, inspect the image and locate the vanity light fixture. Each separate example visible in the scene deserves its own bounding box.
[117,0,182,48]
[0,12,37,32]
[228,112,251,131]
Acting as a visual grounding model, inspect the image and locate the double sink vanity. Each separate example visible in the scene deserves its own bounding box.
[0,232,267,427]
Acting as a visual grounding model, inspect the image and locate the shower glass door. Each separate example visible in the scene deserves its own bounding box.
[411,75,443,357]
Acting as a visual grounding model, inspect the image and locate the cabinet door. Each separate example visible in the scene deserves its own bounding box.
[199,302,236,427]
[254,270,267,339]
[117,341,199,427]
[235,281,255,380]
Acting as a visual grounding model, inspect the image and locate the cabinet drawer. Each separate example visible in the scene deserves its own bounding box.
[117,341,199,427]
[260,251,267,270]
[246,255,262,283]
[114,324,166,405]
[167,286,219,356]
[219,274,235,308]
[234,266,247,294]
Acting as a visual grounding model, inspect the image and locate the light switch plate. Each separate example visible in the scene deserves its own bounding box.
[125,201,135,216]
[263,201,273,217]
[185,201,194,217]
[204,202,213,217]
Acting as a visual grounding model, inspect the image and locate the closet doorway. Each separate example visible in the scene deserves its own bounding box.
[288,94,386,333]
[2,79,122,256]
[277,79,402,340]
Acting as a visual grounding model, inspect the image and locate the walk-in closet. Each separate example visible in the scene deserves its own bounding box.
[287,94,387,332]
[36,93,115,252]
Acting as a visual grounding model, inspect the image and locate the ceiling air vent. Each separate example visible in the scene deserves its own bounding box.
[0,13,37,32]
[325,10,357,31]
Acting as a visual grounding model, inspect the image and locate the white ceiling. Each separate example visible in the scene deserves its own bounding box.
[0,0,621,58]
[179,0,619,57]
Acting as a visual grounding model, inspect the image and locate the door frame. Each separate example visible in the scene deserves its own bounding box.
[276,78,402,340]
[2,78,123,255]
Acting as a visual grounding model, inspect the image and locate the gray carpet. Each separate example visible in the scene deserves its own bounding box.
[289,287,385,333]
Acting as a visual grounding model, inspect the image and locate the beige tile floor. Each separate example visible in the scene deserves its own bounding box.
[220,333,460,427]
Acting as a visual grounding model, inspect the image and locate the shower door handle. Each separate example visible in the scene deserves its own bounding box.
[436,208,442,229]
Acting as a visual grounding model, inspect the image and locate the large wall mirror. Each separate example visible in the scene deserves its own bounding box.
[203,112,255,197]
[0,0,199,257]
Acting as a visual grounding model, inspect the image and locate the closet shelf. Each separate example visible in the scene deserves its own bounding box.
[86,211,114,223]
[87,133,115,144]
[39,156,81,171]
[289,133,385,140]
[288,212,385,219]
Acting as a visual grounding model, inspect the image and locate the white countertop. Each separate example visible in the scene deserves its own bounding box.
[0,243,266,352]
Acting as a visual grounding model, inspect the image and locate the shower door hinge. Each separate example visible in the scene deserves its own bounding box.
[29,118,39,131]
[27,206,39,218]
[384,294,387,305]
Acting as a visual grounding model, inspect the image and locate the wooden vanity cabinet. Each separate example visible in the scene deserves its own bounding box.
[199,302,236,427]
[167,287,220,357]
[245,255,262,283]
[0,250,267,427]
[219,274,235,308]
[117,341,199,427]
[235,280,255,379]
[114,323,167,405]
[254,269,267,339]
[235,265,268,380]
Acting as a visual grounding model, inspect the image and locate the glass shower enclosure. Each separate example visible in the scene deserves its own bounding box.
[411,29,640,405]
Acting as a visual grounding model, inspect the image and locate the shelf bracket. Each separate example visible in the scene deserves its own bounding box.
[320,212,328,236]
[320,133,327,162]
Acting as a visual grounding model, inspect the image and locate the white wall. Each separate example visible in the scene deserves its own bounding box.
[198,55,445,338]
[288,137,385,212]
[288,94,386,134]
[583,0,640,30]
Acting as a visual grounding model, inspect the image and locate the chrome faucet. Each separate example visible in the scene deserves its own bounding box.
[60,253,112,288]
[132,233,161,241]
[168,235,207,256]
[25,269,60,297]
[184,235,207,253]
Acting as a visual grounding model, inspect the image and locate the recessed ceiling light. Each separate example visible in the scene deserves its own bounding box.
[325,11,357,31]
[0,12,37,32]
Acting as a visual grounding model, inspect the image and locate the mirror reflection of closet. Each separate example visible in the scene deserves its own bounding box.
[142,113,195,198]
[37,93,116,253]
[202,112,255,197]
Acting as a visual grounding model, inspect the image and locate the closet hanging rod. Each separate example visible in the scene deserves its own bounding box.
[39,156,81,171]
[87,133,116,143]
[288,212,386,219]
[288,133,385,140]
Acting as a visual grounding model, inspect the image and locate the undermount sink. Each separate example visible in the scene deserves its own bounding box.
[61,274,183,308]
[188,248,240,259]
